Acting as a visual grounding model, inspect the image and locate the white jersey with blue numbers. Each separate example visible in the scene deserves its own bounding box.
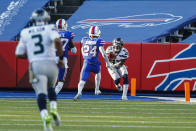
[81,37,105,63]
[16,24,60,63]
[106,46,129,64]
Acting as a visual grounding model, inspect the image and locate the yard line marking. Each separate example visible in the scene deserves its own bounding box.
[0,114,196,119]
[0,123,196,129]
[1,106,196,111]
[0,119,196,124]
[1,110,196,115]
[0,99,188,105]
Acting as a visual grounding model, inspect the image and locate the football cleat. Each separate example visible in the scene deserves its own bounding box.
[122,96,128,101]
[43,115,53,131]
[95,90,102,95]
[50,110,61,126]
[73,93,82,101]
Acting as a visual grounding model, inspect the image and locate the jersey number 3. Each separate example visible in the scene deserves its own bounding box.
[32,34,44,55]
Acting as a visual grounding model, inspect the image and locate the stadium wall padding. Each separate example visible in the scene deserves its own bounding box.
[0,41,195,91]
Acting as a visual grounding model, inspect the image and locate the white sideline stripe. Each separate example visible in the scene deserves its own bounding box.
[1,95,196,102]
[0,98,191,104]
[1,102,195,107]
[1,99,196,105]
[0,123,196,129]
[2,106,196,111]
[1,110,196,115]
[1,114,196,119]
[0,119,196,124]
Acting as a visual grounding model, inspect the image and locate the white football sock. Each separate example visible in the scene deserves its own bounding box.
[78,80,85,94]
[122,84,129,97]
[50,101,57,110]
[95,72,101,91]
[40,109,49,119]
[55,81,64,94]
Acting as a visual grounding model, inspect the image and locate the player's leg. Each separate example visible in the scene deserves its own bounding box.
[55,57,68,94]
[32,74,53,131]
[119,65,129,100]
[31,62,53,131]
[74,63,90,100]
[95,72,101,95]
[108,67,122,91]
[47,63,61,126]
[55,67,67,94]
[94,65,101,95]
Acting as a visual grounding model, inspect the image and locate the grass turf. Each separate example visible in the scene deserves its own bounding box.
[0,99,196,131]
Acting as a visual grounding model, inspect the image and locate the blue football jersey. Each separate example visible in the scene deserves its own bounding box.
[81,37,105,64]
[57,30,74,58]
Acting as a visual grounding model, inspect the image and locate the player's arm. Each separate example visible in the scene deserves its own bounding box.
[69,40,77,53]
[99,45,112,69]
[54,38,64,68]
[15,32,27,59]
[113,59,126,69]
[114,49,129,68]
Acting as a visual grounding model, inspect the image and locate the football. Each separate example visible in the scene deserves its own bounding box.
[108,52,116,60]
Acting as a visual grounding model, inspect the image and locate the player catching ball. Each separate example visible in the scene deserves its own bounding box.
[106,38,129,100]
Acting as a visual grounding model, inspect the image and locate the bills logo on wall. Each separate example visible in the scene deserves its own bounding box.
[71,13,182,29]
[147,43,196,91]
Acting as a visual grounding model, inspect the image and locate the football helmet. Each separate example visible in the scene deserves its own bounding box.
[56,18,68,31]
[112,38,124,53]
[30,9,50,26]
[89,26,101,38]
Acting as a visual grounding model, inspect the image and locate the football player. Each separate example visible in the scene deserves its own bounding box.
[15,9,64,131]
[106,38,129,100]
[55,18,77,94]
[74,26,111,100]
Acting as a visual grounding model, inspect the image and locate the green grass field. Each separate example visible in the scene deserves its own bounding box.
[0,99,196,131]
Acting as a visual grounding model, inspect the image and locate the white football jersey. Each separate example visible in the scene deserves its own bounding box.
[15,24,60,63]
[106,46,129,64]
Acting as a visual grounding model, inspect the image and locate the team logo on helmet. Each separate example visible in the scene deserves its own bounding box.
[56,18,68,30]
[88,26,101,37]
[112,38,124,53]
[31,9,50,26]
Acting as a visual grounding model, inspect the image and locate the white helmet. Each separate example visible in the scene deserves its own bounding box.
[89,26,101,38]
[30,9,50,26]
[56,18,68,31]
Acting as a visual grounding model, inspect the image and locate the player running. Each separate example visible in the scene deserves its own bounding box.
[74,26,111,100]
[106,38,129,100]
[15,9,64,131]
[55,18,77,94]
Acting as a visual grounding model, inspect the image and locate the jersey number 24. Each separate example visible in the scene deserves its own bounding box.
[82,45,97,57]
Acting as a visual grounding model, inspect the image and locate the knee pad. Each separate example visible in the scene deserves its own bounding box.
[123,74,129,84]
[114,78,121,85]
[48,88,57,101]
